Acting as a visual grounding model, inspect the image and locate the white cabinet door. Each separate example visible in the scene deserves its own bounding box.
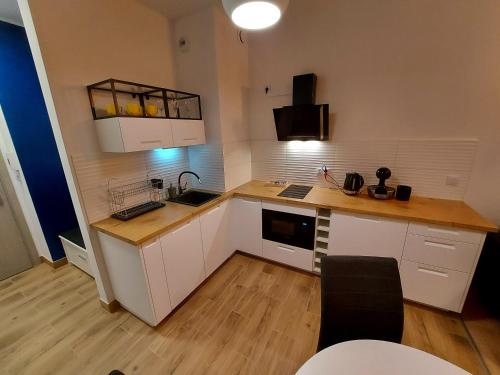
[171,119,206,147]
[120,118,173,151]
[95,117,174,152]
[328,212,408,264]
[231,197,262,257]
[160,218,206,308]
[200,200,232,276]
[140,238,172,324]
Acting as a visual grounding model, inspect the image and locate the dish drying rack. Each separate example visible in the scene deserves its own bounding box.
[108,177,166,221]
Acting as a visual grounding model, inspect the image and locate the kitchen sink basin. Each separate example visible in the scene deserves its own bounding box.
[169,190,221,207]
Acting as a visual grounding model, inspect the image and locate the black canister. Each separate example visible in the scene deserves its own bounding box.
[396,185,412,201]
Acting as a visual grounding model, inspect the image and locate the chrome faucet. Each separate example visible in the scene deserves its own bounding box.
[177,171,202,195]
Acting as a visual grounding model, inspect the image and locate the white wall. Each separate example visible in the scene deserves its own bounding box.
[25,0,181,302]
[247,0,500,224]
[173,5,252,192]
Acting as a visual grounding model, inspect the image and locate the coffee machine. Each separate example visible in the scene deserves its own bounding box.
[367,167,395,199]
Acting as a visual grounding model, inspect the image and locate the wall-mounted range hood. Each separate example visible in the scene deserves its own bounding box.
[273,73,329,141]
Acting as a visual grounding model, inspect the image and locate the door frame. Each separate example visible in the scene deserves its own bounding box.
[0,105,48,263]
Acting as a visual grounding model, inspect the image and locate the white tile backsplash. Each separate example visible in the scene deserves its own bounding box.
[72,138,478,224]
[252,138,478,200]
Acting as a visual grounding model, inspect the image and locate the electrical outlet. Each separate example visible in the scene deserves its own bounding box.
[445,175,460,187]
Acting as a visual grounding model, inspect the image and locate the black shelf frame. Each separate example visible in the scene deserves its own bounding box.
[87,78,202,121]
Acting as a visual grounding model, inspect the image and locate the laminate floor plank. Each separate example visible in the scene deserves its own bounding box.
[0,253,492,375]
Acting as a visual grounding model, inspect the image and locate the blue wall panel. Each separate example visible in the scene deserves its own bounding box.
[0,21,78,260]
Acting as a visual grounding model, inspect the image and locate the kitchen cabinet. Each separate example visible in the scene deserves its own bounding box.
[95,117,173,152]
[400,222,485,312]
[171,119,206,147]
[95,118,205,152]
[200,200,232,276]
[400,260,470,312]
[262,239,313,271]
[98,233,172,326]
[231,197,263,257]
[160,218,206,308]
[328,212,408,265]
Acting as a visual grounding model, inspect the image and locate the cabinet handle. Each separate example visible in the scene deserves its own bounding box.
[142,239,159,249]
[424,240,456,250]
[140,140,162,144]
[172,221,191,235]
[183,137,197,141]
[206,205,221,216]
[278,246,295,253]
[356,216,381,224]
[418,267,449,278]
[427,227,459,236]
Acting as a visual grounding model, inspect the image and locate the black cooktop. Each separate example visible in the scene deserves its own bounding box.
[278,184,313,199]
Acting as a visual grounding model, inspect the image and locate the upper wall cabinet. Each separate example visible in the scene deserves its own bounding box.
[87,79,206,152]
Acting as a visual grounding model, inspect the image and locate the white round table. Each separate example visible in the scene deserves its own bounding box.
[296,340,471,375]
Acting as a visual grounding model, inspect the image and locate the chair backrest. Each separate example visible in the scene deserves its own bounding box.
[317,255,404,352]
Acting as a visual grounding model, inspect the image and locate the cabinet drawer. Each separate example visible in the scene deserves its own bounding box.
[408,222,482,245]
[60,236,92,276]
[262,240,313,271]
[400,260,469,312]
[403,234,478,272]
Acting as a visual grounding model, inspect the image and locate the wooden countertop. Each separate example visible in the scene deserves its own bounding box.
[91,180,498,246]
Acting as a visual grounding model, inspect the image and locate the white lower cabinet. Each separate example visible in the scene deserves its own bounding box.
[200,200,233,276]
[231,197,263,257]
[328,212,408,264]
[262,239,313,271]
[400,260,470,312]
[403,233,478,273]
[99,200,488,325]
[160,218,206,309]
[99,233,172,326]
[141,239,173,323]
[399,222,485,312]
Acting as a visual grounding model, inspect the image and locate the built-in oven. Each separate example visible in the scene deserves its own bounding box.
[262,203,316,250]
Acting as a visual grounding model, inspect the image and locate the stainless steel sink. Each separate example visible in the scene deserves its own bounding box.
[169,190,221,207]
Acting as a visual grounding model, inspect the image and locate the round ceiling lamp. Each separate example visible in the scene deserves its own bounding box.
[222,0,289,30]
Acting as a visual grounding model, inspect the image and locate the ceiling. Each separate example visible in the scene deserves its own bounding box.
[139,0,216,20]
[0,0,23,26]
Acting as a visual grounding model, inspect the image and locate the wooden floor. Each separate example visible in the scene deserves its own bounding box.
[462,286,500,375]
[0,253,490,375]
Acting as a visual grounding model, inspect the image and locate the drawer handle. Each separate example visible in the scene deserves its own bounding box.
[418,267,449,278]
[356,217,381,224]
[171,221,191,235]
[278,246,295,253]
[427,227,459,236]
[424,240,456,250]
[143,240,159,249]
[77,254,87,261]
[140,140,162,144]
[183,137,198,141]
[206,205,221,215]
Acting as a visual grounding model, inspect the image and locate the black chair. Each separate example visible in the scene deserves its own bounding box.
[317,256,404,352]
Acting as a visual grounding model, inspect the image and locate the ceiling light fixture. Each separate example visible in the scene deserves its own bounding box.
[222,0,289,30]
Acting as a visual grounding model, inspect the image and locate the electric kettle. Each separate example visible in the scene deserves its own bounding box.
[343,172,364,195]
